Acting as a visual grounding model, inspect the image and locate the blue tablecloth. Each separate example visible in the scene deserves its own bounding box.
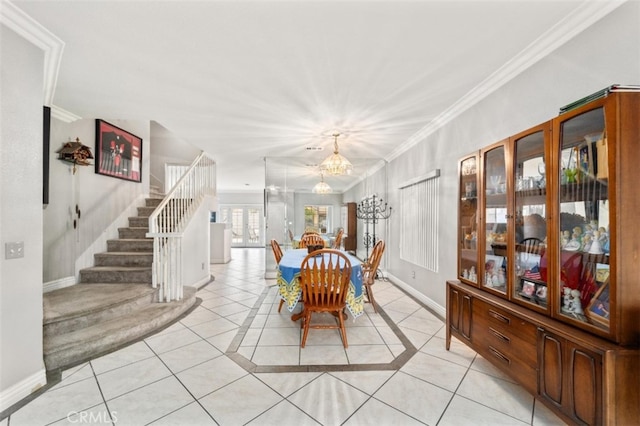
[277,249,364,318]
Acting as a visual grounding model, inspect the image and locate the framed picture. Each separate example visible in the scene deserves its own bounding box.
[535,284,547,300]
[95,119,142,182]
[521,280,536,297]
[585,281,610,327]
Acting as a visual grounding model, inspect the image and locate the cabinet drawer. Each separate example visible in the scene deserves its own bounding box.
[473,313,537,367]
[474,298,537,343]
[476,343,538,395]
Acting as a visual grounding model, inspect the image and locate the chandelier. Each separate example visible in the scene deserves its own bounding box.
[320,133,353,176]
[312,173,332,194]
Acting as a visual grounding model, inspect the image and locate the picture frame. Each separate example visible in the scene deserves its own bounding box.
[535,284,547,300]
[585,280,610,327]
[521,280,536,297]
[95,119,142,182]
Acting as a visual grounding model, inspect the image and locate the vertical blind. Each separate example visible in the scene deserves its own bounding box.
[400,170,440,271]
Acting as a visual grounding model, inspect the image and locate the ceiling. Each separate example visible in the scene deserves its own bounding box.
[8,0,619,192]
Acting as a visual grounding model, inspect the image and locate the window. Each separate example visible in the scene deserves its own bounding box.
[304,205,332,233]
[399,170,440,271]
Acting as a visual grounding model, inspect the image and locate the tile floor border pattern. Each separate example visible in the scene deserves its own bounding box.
[224,280,426,373]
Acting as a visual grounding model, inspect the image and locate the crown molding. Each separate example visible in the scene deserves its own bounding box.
[1,0,65,106]
[386,0,628,162]
[51,105,82,123]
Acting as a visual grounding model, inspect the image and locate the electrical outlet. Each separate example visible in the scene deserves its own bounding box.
[5,241,24,259]
[412,270,415,279]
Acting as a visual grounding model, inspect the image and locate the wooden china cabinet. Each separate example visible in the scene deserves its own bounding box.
[447,88,640,425]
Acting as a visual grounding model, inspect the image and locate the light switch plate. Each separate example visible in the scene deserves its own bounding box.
[5,242,24,259]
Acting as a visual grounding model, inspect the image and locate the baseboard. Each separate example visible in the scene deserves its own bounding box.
[43,276,76,293]
[0,368,47,416]
[191,275,214,290]
[385,272,446,321]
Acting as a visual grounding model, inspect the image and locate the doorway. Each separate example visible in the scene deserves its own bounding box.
[219,205,264,247]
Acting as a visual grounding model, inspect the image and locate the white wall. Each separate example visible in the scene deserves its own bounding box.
[181,196,213,289]
[364,1,640,312]
[0,25,47,411]
[43,118,150,284]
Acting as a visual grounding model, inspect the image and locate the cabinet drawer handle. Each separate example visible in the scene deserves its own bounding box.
[488,346,511,365]
[488,309,511,325]
[489,327,511,343]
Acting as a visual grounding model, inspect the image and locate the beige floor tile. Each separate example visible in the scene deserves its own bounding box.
[343,397,425,426]
[252,345,300,365]
[300,344,348,365]
[329,370,395,396]
[288,374,369,425]
[245,400,319,426]
[198,375,283,425]
[106,376,194,425]
[9,377,104,426]
[96,356,171,401]
[147,401,217,425]
[401,351,469,392]
[176,356,247,399]
[456,369,534,423]
[346,344,395,364]
[254,372,322,397]
[373,371,453,425]
[158,340,222,373]
[257,327,301,346]
[439,394,529,426]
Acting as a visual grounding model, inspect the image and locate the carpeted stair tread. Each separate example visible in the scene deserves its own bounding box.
[82,266,151,272]
[94,252,153,266]
[43,283,155,324]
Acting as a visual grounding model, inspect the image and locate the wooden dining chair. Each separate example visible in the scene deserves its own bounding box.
[270,239,287,313]
[299,233,324,248]
[332,228,344,249]
[363,240,385,313]
[299,249,352,348]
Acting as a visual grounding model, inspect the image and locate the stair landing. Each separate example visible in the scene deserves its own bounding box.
[43,284,197,371]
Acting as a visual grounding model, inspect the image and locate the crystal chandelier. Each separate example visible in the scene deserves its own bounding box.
[320,133,353,176]
[312,173,332,194]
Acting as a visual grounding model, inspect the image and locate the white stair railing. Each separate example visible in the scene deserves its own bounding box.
[147,152,216,302]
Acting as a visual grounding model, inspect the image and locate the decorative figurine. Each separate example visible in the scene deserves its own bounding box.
[562,287,572,311]
[589,230,603,254]
[570,289,584,314]
[468,267,477,282]
[582,234,593,253]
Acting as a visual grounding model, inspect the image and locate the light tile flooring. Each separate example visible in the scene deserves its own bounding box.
[5,248,566,426]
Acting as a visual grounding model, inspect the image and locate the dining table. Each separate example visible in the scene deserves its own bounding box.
[276,248,364,319]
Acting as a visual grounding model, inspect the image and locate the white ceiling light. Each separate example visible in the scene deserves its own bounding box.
[320,133,353,176]
[312,172,332,194]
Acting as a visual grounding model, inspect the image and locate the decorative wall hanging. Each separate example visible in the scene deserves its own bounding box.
[95,119,142,182]
[56,137,94,174]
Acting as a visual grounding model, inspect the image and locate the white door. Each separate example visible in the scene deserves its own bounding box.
[219,206,263,247]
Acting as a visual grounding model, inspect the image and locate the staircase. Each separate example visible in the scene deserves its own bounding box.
[43,194,198,372]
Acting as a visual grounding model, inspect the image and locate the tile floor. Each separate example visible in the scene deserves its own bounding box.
[4,248,566,425]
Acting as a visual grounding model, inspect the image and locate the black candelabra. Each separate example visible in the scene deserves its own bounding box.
[356,194,392,260]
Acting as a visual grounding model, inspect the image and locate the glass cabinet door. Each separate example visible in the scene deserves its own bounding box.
[511,127,550,310]
[482,144,508,294]
[458,154,479,284]
[556,106,610,332]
